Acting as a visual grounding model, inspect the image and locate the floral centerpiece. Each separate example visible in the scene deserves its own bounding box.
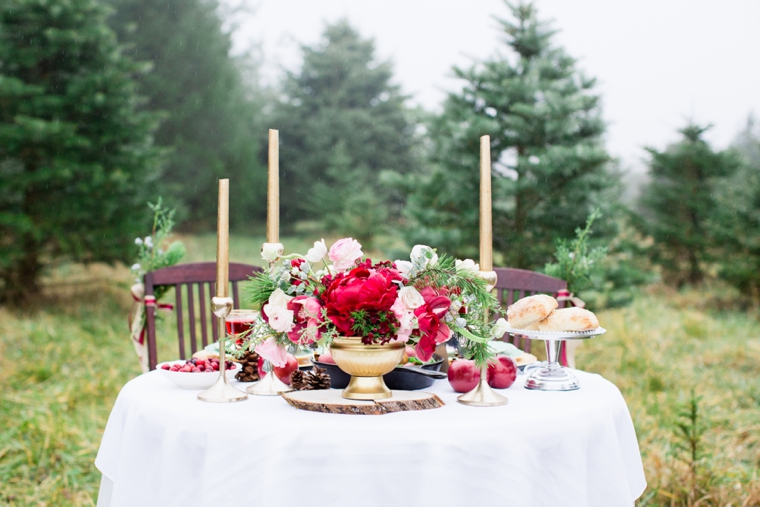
[245,238,507,378]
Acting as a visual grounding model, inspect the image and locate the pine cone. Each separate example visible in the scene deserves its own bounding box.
[235,350,260,382]
[290,370,306,390]
[305,366,331,390]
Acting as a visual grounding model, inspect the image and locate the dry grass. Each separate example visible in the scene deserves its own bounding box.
[1,240,759,505]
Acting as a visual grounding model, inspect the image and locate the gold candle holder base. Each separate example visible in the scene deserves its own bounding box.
[457,365,508,407]
[198,375,249,403]
[247,367,294,396]
[198,296,248,403]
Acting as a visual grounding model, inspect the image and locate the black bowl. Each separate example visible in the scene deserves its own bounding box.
[312,355,445,391]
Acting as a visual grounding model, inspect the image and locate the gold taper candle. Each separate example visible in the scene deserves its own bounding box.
[267,129,279,243]
[479,135,493,271]
[216,179,230,297]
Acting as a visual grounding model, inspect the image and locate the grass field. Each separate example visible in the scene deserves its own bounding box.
[1,235,759,506]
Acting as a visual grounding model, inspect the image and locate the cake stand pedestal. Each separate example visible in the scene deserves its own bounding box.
[505,326,607,391]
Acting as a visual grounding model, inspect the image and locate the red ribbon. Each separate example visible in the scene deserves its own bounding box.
[130,294,174,345]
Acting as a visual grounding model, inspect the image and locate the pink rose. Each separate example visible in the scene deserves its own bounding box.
[329,238,363,272]
[254,337,289,368]
[391,297,415,341]
[287,296,323,344]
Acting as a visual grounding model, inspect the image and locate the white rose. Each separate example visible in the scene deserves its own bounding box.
[268,288,292,309]
[261,242,284,263]
[398,286,425,310]
[394,260,413,278]
[263,304,294,333]
[305,239,328,264]
[490,318,509,339]
[410,245,438,270]
[455,258,480,275]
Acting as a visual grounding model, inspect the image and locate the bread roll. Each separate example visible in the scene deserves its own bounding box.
[507,294,558,329]
[538,307,599,332]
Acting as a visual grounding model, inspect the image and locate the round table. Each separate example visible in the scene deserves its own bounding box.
[96,369,646,507]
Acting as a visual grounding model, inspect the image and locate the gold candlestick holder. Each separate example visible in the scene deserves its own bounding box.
[198,297,248,403]
[247,358,294,396]
[457,269,508,407]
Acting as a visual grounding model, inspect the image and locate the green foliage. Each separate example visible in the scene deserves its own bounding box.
[0,0,162,304]
[106,0,268,229]
[544,208,607,295]
[129,198,185,299]
[413,254,498,311]
[394,1,619,269]
[669,389,709,504]
[272,21,419,247]
[711,116,760,303]
[638,124,738,287]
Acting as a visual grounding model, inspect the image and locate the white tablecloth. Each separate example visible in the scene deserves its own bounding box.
[96,369,646,507]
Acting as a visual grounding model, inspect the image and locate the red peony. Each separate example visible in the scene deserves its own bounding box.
[320,263,402,340]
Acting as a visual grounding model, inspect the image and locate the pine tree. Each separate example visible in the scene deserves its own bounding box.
[394,2,617,269]
[638,124,737,286]
[273,21,418,246]
[107,0,268,228]
[712,117,760,301]
[0,0,162,303]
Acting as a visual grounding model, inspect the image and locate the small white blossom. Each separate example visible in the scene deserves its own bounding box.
[304,239,328,264]
[490,318,509,339]
[455,258,480,276]
[410,245,438,271]
[455,317,467,328]
[134,237,143,245]
[261,242,284,263]
[131,263,141,271]
[144,236,153,248]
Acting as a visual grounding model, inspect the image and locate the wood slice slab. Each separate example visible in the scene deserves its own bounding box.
[282,389,445,415]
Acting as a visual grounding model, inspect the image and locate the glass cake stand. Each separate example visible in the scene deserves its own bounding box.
[505,325,607,391]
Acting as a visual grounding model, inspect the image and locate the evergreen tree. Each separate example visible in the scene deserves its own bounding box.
[0,0,161,303]
[273,21,418,246]
[712,117,760,301]
[394,2,617,269]
[107,0,267,229]
[638,124,737,286]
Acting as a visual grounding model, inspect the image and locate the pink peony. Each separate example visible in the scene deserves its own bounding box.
[254,337,289,368]
[328,238,363,272]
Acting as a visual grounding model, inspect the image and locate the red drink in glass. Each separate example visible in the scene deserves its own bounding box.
[225,310,258,341]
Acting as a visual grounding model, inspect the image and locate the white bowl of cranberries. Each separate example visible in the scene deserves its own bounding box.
[157,358,240,390]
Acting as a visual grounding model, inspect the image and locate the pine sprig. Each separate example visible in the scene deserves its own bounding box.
[412,254,498,310]
[246,270,277,308]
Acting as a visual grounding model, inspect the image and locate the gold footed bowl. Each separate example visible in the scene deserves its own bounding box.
[330,337,405,400]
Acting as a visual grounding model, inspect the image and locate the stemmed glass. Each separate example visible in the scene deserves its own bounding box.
[225,309,258,345]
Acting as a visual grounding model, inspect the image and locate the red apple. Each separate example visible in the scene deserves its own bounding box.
[487,356,517,389]
[257,353,299,384]
[317,350,335,364]
[447,358,480,393]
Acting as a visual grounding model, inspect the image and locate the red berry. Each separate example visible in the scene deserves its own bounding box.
[161,364,170,370]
